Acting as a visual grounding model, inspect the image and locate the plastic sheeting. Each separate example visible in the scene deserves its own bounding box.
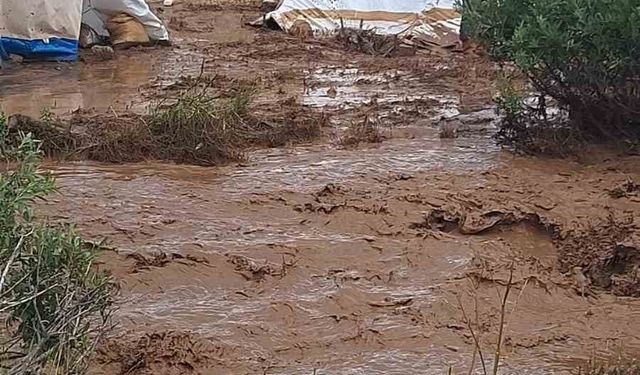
[0,0,168,61]
[264,0,460,48]
[0,38,8,61]
[82,0,169,42]
[0,0,83,61]
[0,38,79,61]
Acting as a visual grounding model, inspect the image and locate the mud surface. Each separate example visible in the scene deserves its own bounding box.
[5,0,640,374]
[42,153,640,374]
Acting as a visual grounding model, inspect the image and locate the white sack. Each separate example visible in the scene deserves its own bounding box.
[83,0,169,41]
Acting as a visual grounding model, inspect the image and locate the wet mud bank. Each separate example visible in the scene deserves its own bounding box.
[3,0,640,374]
[4,93,327,166]
[421,167,640,297]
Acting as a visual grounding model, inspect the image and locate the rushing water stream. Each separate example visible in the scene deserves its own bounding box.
[5,22,639,373]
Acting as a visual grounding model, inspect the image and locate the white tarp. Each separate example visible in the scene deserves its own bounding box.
[265,0,460,47]
[0,0,82,41]
[0,0,167,61]
[82,0,169,41]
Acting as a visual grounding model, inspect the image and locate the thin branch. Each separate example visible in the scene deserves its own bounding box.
[506,277,530,328]
[0,233,29,294]
[0,284,60,313]
[492,265,514,375]
[457,292,488,375]
[467,280,480,375]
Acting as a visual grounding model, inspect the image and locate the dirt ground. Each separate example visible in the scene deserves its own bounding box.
[3,0,640,374]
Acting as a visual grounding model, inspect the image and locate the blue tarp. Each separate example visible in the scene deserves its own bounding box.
[0,38,8,61]
[0,37,78,62]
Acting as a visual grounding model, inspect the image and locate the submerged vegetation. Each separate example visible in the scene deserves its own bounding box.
[0,117,115,374]
[4,77,325,166]
[584,363,640,375]
[336,26,406,57]
[464,0,640,154]
[338,114,385,147]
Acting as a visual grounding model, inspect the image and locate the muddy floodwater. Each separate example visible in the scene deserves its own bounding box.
[3,0,640,374]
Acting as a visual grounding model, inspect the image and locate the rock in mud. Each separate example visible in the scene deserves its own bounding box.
[91,45,115,61]
[608,178,640,199]
[437,108,499,138]
[557,216,640,296]
[416,206,548,235]
[8,54,24,63]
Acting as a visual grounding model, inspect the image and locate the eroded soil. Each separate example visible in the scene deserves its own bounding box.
[41,153,640,375]
[3,0,640,374]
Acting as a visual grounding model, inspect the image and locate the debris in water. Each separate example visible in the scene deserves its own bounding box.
[227,254,296,281]
[608,178,640,199]
[338,114,386,147]
[336,27,409,57]
[97,331,217,375]
[91,45,115,61]
[126,252,209,273]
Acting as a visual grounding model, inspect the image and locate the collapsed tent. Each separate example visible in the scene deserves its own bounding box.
[0,0,169,62]
[262,0,461,48]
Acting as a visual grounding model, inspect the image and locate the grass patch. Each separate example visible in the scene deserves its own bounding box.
[581,361,640,375]
[3,78,327,166]
[338,114,385,147]
[147,84,255,165]
[5,110,77,157]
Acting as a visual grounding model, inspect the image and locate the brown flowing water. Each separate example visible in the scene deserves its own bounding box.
[3,1,640,373]
[40,129,640,375]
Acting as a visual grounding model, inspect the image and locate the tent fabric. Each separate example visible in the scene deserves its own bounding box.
[0,38,8,61]
[0,38,79,62]
[0,0,168,62]
[264,0,460,48]
[0,0,83,61]
[0,0,83,41]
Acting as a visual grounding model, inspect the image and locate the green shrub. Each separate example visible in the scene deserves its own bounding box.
[0,125,115,374]
[464,0,640,147]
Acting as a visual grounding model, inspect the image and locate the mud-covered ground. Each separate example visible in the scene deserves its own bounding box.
[3,0,640,374]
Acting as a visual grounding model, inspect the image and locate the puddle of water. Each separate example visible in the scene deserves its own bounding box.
[0,49,206,117]
[0,8,257,118]
[302,66,460,119]
[204,12,256,44]
[1,57,150,117]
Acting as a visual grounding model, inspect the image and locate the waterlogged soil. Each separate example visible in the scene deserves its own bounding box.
[4,0,640,374]
[42,153,640,375]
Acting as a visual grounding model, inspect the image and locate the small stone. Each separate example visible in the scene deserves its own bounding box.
[91,45,115,60]
[9,54,24,63]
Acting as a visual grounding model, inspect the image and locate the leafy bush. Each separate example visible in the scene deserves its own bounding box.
[464,0,640,148]
[0,118,115,374]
